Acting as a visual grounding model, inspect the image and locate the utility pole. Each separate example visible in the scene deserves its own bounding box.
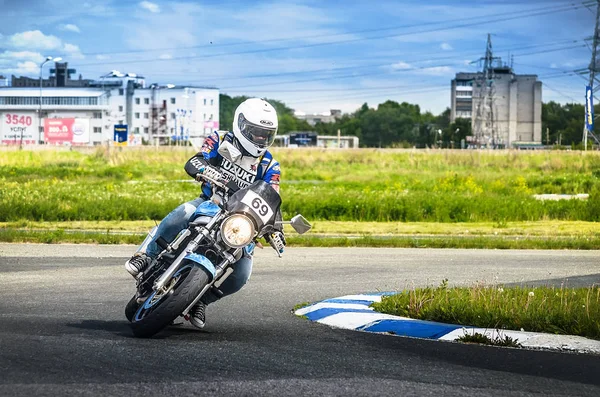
[546,127,550,146]
[472,34,501,149]
[584,0,600,151]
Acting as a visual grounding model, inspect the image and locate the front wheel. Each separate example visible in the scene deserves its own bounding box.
[129,263,211,338]
[125,295,140,322]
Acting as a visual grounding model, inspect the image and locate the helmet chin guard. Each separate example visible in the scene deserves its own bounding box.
[232,98,278,157]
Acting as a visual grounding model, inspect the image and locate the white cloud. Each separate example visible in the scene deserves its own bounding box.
[125,2,201,50]
[211,3,357,44]
[63,43,80,53]
[391,61,412,70]
[389,62,453,76]
[63,43,85,59]
[11,61,40,75]
[5,30,62,51]
[96,54,110,60]
[550,63,557,69]
[139,1,160,13]
[0,51,44,75]
[440,42,453,51]
[60,24,81,33]
[0,30,85,62]
[419,66,453,76]
[159,53,173,60]
[0,51,44,62]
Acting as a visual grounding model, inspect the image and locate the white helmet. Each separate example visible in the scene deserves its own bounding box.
[232,98,278,157]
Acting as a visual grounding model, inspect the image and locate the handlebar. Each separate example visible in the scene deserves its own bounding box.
[197,166,242,195]
[198,166,284,256]
[196,166,227,189]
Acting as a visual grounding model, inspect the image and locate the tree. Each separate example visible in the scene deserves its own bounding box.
[359,101,420,147]
[542,101,587,146]
[219,94,312,134]
[448,118,472,148]
[220,94,587,148]
[219,94,248,131]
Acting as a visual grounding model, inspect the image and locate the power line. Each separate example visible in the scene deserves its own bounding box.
[288,86,450,106]
[583,0,600,148]
[238,70,581,100]
[44,1,593,58]
[79,37,582,83]
[264,71,581,108]
[216,43,585,91]
[214,41,585,85]
[543,83,581,102]
[72,1,592,67]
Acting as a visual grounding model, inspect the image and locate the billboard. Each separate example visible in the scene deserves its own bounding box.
[44,118,90,145]
[72,119,90,144]
[1,113,37,145]
[114,124,128,146]
[586,85,594,132]
[45,118,73,144]
[290,132,317,146]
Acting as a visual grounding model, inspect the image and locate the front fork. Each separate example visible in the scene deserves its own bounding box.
[151,208,242,315]
[153,211,223,293]
[181,258,237,316]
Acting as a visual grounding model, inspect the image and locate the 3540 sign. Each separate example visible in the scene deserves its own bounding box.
[5,114,33,126]
[1,113,36,145]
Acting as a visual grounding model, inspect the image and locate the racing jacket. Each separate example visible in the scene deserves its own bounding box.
[184,130,281,200]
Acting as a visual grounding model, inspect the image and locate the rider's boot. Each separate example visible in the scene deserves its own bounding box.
[125,253,154,278]
[188,302,207,329]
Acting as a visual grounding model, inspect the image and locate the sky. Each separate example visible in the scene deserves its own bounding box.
[0,0,595,115]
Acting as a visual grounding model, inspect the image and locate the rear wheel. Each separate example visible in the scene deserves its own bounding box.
[130,263,211,338]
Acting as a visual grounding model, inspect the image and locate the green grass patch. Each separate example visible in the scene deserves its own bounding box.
[457,332,522,348]
[293,302,311,312]
[0,229,144,244]
[2,228,600,249]
[2,220,598,236]
[288,235,600,249]
[371,282,600,340]
[1,147,600,223]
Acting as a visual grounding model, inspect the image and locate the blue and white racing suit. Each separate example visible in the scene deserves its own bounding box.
[138,130,281,304]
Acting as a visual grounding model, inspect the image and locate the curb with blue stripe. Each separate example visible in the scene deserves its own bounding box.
[294,293,600,354]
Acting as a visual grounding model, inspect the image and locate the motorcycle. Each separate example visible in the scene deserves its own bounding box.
[125,167,311,338]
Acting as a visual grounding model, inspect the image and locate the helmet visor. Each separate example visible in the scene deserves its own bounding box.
[238,114,277,148]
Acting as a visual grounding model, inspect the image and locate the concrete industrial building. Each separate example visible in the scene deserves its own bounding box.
[295,109,342,126]
[0,65,219,146]
[274,132,359,148]
[11,62,94,88]
[450,68,542,148]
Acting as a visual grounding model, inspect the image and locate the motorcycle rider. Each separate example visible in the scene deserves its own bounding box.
[125,97,286,329]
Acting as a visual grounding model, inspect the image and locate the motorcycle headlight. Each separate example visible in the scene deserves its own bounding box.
[220,214,256,248]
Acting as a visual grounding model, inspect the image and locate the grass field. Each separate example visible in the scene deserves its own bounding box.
[2,219,599,248]
[1,147,599,247]
[372,283,600,340]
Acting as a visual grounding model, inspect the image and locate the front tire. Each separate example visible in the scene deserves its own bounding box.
[130,263,211,338]
[125,295,140,322]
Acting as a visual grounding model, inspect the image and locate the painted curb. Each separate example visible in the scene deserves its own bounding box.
[294,293,600,355]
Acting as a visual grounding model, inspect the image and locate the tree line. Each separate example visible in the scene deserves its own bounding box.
[220,94,590,148]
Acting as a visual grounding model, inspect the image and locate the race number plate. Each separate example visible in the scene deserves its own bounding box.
[240,190,274,224]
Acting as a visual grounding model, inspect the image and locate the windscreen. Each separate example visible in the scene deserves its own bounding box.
[227,180,281,229]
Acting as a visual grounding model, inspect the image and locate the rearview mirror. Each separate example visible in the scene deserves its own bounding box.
[290,214,312,235]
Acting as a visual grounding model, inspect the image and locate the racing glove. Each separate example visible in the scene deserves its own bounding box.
[267,231,286,255]
[195,165,222,183]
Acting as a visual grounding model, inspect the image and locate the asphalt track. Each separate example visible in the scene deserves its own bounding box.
[1,244,599,396]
